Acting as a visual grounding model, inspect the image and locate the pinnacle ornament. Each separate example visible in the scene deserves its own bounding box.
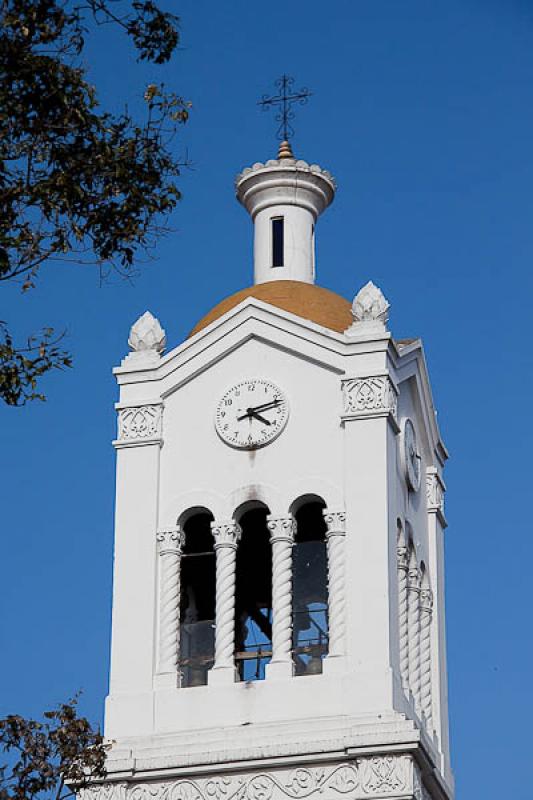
[128,311,166,354]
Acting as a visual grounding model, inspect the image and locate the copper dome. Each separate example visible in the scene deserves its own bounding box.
[188,280,352,338]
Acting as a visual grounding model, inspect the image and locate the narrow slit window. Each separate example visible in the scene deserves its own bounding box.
[272,217,284,267]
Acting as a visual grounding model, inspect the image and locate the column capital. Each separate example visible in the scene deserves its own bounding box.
[341,374,399,431]
[420,586,434,613]
[322,509,346,537]
[211,520,242,550]
[397,544,409,571]
[408,558,421,591]
[156,527,185,556]
[267,515,296,544]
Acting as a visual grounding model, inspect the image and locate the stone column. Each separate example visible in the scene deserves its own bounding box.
[156,527,185,685]
[340,365,400,701]
[108,400,162,735]
[407,549,422,709]
[208,520,241,685]
[322,509,347,669]
[426,467,451,769]
[419,583,434,730]
[397,530,410,688]
[266,515,295,680]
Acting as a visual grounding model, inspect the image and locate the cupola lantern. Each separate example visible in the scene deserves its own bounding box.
[236,146,336,285]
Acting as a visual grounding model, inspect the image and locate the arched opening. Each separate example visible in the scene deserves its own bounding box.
[292,497,328,676]
[234,504,272,681]
[179,509,215,687]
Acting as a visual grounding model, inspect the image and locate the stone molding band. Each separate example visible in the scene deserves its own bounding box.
[79,754,423,800]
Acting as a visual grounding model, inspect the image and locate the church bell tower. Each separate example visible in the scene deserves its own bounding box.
[87,133,454,800]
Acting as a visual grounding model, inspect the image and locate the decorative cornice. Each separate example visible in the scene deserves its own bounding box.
[211,521,242,550]
[156,528,185,556]
[267,515,296,544]
[114,404,162,448]
[322,509,346,537]
[80,755,415,800]
[341,375,398,429]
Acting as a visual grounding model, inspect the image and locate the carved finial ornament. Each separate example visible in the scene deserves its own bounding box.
[128,311,166,354]
[345,281,390,336]
[277,140,294,159]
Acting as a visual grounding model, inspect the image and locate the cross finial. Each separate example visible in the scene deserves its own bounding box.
[258,75,312,145]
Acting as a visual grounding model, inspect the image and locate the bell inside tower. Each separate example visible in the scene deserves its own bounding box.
[292,498,329,676]
[234,505,273,681]
[179,509,216,687]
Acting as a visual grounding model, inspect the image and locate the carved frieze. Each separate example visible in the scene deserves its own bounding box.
[341,376,398,425]
[80,757,414,800]
[116,405,162,445]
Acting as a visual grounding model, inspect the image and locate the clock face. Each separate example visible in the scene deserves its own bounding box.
[403,418,421,492]
[215,379,289,449]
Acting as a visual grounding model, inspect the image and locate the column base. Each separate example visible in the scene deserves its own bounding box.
[208,665,239,686]
[265,660,294,680]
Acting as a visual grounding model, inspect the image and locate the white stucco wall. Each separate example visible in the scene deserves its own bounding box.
[105,302,451,797]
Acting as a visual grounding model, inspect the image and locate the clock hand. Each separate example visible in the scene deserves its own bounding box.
[249,411,271,425]
[247,398,281,414]
[236,399,281,422]
[236,407,274,423]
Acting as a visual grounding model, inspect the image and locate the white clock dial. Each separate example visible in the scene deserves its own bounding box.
[215,379,289,449]
[402,418,421,492]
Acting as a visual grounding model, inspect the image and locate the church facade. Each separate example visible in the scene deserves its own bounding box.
[86,141,453,800]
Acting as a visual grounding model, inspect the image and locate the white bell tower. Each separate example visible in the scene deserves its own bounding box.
[85,141,454,800]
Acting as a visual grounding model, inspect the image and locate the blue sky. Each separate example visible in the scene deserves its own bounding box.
[1,2,532,797]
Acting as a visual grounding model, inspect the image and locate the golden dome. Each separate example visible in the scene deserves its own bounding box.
[188,280,352,338]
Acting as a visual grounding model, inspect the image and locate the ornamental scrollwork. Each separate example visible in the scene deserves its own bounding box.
[117,405,162,442]
[266,516,296,544]
[210,521,242,550]
[341,376,397,421]
[359,756,408,795]
[82,757,414,800]
[322,510,346,537]
[156,528,185,556]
